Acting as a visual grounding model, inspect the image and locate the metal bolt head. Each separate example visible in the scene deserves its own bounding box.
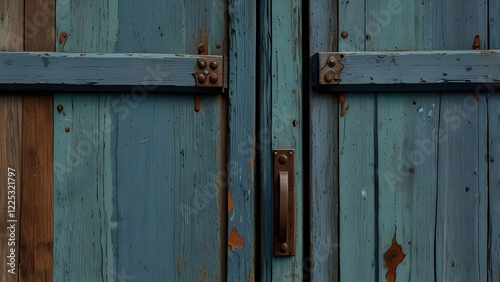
[65,127,70,132]
[333,75,339,81]
[341,31,348,38]
[197,74,207,84]
[209,61,218,70]
[57,104,64,112]
[327,56,336,67]
[197,59,207,69]
[278,155,288,164]
[280,243,288,253]
[203,69,210,75]
[324,72,334,83]
[209,73,218,84]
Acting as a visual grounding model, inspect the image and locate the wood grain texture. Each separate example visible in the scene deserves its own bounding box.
[115,94,224,281]
[0,53,225,91]
[0,1,23,51]
[436,93,488,282]
[20,95,54,282]
[226,0,256,280]
[24,0,55,51]
[316,51,500,90]
[489,93,500,281]
[491,0,500,49]
[338,94,377,281]
[308,0,340,280]
[20,0,55,281]
[0,2,23,281]
[260,0,304,280]
[53,1,119,280]
[0,96,22,282]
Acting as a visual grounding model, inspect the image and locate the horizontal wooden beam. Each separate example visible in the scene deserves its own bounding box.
[0,52,226,93]
[315,51,500,92]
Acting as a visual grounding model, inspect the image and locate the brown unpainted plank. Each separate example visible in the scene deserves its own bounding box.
[0,1,24,51]
[24,0,55,52]
[19,95,54,281]
[20,0,55,281]
[1,1,24,281]
[0,96,22,282]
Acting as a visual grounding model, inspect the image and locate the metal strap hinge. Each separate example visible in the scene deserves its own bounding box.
[193,56,226,89]
[318,52,345,85]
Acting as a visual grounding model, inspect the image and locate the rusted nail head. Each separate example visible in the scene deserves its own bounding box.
[408,167,415,173]
[203,69,210,75]
[198,45,205,53]
[209,73,218,84]
[333,75,339,81]
[197,58,207,69]
[210,61,218,70]
[197,74,207,84]
[65,127,70,132]
[324,72,334,83]
[366,34,371,41]
[57,104,64,112]
[327,56,336,67]
[216,43,222,49]
[280,243,288,253]
[341,31,348,38]
[278,155,288,164]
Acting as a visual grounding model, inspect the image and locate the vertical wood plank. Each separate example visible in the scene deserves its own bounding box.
[20,95,54,281]
[0,1,23,51]
[489,9,500,281]
[0,2,23,281]
[436,93,488,281]
[261,0,304,280]
[309,0,340,280]
[54,1,118,280]
[227,0,257,280]
[489,93,500,281]
[339,94,376,281]
[0,96,22,282]
[20,0,55,281]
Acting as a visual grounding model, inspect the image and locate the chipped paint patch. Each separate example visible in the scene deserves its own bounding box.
[383,234,406,282]
[228,227,244,251]
[228,190,234,214]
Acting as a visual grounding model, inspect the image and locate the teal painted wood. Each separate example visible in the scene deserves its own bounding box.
[338,0,365,51]
[309,0,340,280]
[315,51,500,91]
[436,93,488,282]
[376,94,440,281]
[54,0,228,280]
[260,0,304,280]
[116,94,224,281]
[491,0,500,49]
[117,0,226,55]
[54,1,119,280]
[489,93,500,281]
[226,0,257,280]
[0,52,225,91]
[53,94,117,281]
[339,94,377,281]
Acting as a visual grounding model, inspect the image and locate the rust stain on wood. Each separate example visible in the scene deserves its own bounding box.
[473,35,480,50]
[175,257,189,278]
[383,234,406,282]
[228,190,234,214]
[228,227,244,251]
[339,93,349,117]
[195,96,202,112]
[200,265,207,282]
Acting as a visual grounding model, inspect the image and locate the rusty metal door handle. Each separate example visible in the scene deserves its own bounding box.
[273,149,295,256]
[278,171,288,243]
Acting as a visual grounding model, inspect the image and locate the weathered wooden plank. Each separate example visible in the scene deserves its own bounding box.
[316,51,500,90]
[492,0,500,49]
[19,95,54,282]
[435,93,488,282]
[260,0,304,280]
[0,2,23,281]
[54,1,118,280]
[115,94,224,281]
[226,0,256,280]
[0,95,22,282]
[338,0,365,51]
[339,94,377,281]
[19,0,55,280]
[376,94,440,281]
[489,93,500,281]
[308,0,340,280]
[0,53,226,92]
[0,1,23,51]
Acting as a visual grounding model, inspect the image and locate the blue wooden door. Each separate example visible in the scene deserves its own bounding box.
[308,0,500,281]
